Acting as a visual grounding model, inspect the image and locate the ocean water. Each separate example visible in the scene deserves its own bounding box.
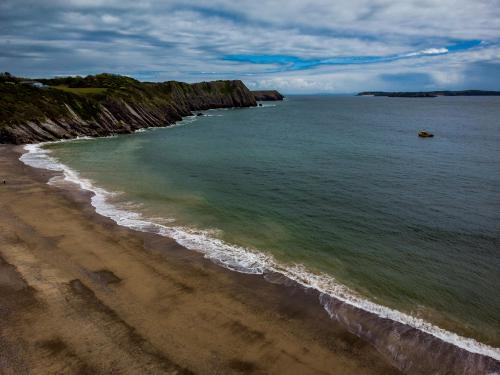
[26,96,500,358]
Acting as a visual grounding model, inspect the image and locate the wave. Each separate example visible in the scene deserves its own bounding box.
[134,115,199,133]
[19,141,500,367]
[257,104,277,108]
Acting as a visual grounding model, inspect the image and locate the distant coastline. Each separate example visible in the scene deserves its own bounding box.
[357,90,500,98]
[0,72,283,144]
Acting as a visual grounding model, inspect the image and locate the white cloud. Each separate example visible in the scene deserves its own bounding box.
[101,14,120,24]
[404,48,449,58]
[420,48,449,55]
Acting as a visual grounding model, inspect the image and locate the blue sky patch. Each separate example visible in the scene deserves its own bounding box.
[224,40,483,73]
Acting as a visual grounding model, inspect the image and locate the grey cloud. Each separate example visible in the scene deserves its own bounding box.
[1,0,499,92]
[463,62,500,90]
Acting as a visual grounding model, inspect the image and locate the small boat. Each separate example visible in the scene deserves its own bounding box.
[418,131,434,138]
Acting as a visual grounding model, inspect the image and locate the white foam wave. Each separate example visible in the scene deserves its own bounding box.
[19,142,500,362]
[132,116,198,134]
[163,115,199,128]
[255,103,277,108]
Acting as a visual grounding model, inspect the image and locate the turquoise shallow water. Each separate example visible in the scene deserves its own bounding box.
[46,96,500,346]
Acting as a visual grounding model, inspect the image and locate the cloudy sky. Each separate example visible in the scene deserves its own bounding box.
[2,0,500,93]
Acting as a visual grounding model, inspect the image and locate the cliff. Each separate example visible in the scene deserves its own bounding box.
[252,90,284,101]
[0,73,257,144]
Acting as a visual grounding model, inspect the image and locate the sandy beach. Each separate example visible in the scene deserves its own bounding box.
[0,144,401,374]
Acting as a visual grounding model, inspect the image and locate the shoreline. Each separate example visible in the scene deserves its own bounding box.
[0,143,401,374]
[2,138,499,373]
[21,124,500,357]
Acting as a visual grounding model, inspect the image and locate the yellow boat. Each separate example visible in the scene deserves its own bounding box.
[418,131,434,138]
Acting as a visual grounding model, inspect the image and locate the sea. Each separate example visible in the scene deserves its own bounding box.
[21,95,500,365]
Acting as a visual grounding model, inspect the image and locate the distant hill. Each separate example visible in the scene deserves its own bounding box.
[357,90,500,98]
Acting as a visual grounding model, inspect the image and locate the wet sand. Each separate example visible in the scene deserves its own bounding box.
[0,144,401,374]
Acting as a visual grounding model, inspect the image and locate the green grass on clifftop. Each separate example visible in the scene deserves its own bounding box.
[52,85,108,95]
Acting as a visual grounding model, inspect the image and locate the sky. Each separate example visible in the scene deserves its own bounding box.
[1,0,500,93]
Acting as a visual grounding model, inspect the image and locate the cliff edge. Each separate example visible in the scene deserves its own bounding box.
[252,90,284,101]
[0,73,257,144]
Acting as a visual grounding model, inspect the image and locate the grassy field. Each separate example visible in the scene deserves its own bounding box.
[52,85,107,95]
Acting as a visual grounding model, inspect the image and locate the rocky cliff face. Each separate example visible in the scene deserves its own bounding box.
[0,75,257,144]
[252,90,284,101]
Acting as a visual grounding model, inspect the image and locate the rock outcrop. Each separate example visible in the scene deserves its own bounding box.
[0,74,258,144]
[252,90,284,101]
